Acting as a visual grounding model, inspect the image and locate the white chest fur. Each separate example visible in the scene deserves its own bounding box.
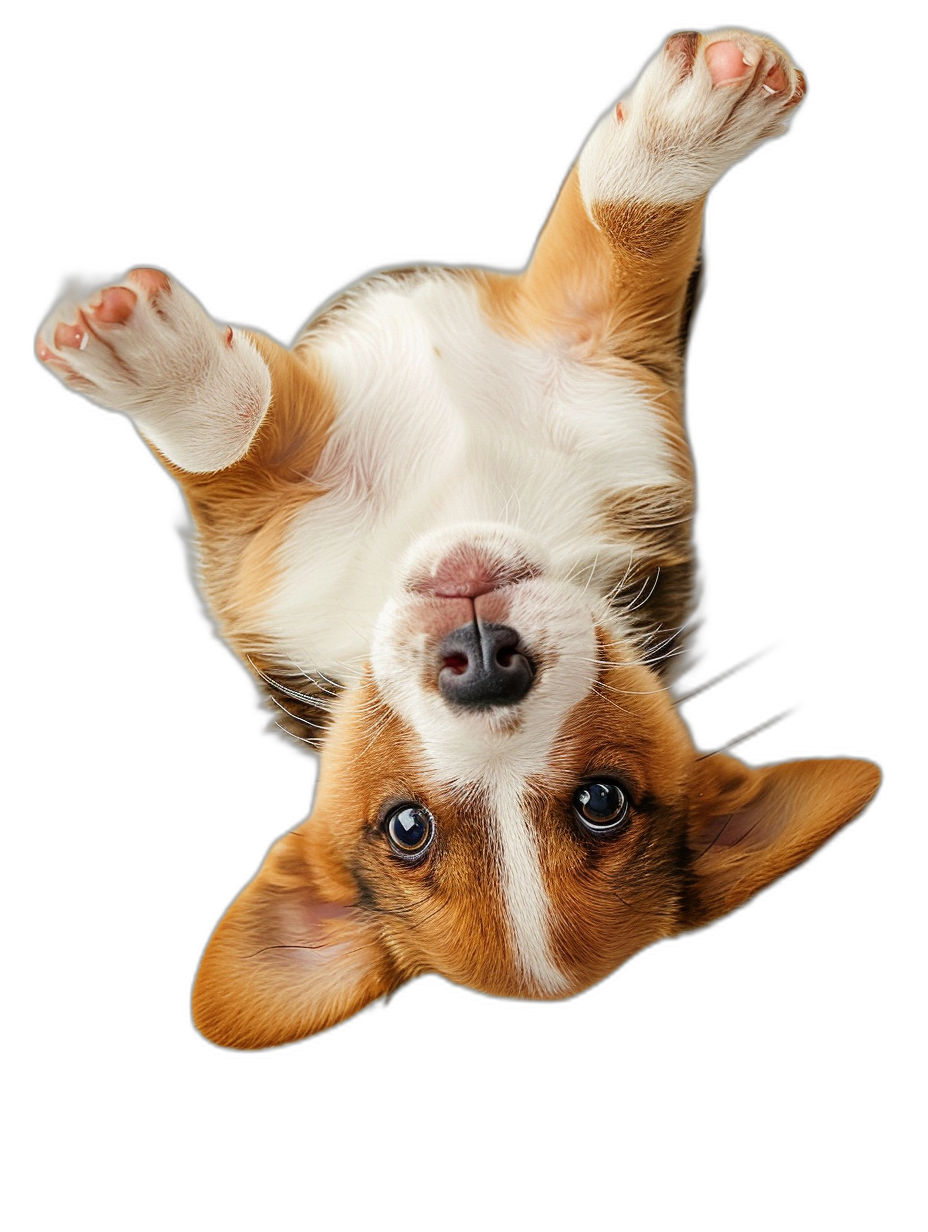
[257,273,677,680]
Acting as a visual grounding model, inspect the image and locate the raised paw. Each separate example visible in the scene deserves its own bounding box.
[674,30,804,112]
[580,29,805,210]
[37,269,271,473]
[37,269,171,384]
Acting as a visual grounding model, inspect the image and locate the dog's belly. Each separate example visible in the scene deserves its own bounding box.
[255,272,681,679]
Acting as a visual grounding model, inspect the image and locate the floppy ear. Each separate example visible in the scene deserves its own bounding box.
[683,754,881,927]
[192,830,401,1049]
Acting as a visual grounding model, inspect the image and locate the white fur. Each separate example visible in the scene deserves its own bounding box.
[36,27,809,1021]
[39,280,271,473]
[371,565,599,785]
[258,272,676,681]
[371,542,600,993]
[579,31,799,210]
[486,779,570,995]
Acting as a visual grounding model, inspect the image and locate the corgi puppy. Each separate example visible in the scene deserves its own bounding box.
[37,29,879,1049]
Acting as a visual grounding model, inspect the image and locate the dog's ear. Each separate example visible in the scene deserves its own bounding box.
[683,754,881,927]
[192,829,400,1048]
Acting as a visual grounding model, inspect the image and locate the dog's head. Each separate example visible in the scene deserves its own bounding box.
[193,527,880,1048]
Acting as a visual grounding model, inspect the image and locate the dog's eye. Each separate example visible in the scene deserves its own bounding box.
[385,804,435,858]
[572,780,630,834]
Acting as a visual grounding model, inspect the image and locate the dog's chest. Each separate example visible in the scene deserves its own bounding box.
[259,273,678,675]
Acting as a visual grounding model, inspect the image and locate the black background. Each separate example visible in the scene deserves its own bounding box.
[27,9,897,1108]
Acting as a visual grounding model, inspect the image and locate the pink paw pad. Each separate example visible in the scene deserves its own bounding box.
[46,282,140,354]
[706,39,790,95]
[90,285,137,325]
[37,271,167,365]
[128,267,171,297]
[705,41,752,87]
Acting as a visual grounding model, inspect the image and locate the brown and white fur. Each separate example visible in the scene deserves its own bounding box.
[36,30,879,1049]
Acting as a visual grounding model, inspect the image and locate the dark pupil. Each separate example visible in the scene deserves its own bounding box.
[390,806,429,850]
[576,782,624,824]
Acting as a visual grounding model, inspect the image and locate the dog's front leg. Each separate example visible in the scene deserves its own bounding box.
[36,268,332,480]
[505,30,804,379]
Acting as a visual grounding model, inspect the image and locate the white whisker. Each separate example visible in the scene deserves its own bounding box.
[268,694,329,731]
[247,659,335,709]
[273,721,323,748]
[625,567,660,613]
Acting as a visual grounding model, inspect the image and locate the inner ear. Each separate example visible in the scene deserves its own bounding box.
[192,829,403,1049]
[683,754,881,928]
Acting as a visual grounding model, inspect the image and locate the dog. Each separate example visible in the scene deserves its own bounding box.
[36,29,880,1049]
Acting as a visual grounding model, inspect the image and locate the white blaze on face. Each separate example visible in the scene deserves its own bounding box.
[485,775,571,995]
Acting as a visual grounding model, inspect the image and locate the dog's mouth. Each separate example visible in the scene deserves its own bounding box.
[402,565,541,710]
[405,541,541,599]
[370,528,601,775]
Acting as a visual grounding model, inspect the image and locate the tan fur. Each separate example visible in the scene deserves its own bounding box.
[37,30,879,1048]
[194,632,879,1046]
[477,169,704,385]
[683,755,882,926]
[164,335,337,661]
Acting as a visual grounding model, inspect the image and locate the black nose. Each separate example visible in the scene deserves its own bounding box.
[437,623,535,709]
